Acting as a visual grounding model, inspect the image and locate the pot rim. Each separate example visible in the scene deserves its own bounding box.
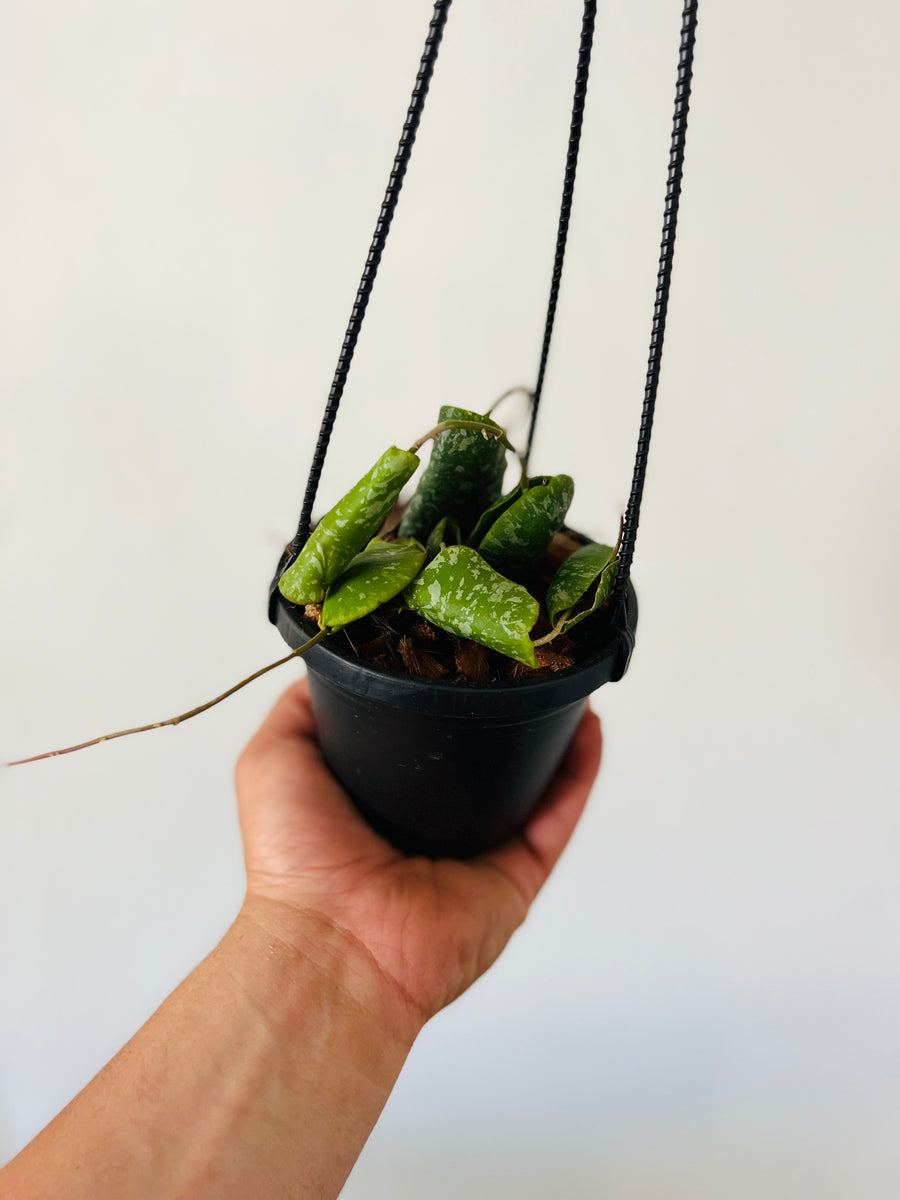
[270,579,637,719]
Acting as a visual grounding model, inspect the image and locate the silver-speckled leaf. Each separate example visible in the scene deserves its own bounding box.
[476,474,574,574]
[398,406,508,541]
[403,545,540,667]
[279,446,419,605]
[321,538,426,630]
[467,478,526,548]
[546,542,618,632]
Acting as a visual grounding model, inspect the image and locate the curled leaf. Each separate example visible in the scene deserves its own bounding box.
[425,515,461,563]
[398,406,508,541]
[321,538,426,630]
[279,446,419,605]
[467,478,527,548]
[475,474,574,575]
[403,545,540,667]
[545,542,618,632]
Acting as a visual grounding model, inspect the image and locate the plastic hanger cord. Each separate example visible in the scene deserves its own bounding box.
[613,0,700,608]
[525,0,597,463]
[279,0,701,652]
[289,0,453,558]
[284,0,600,569]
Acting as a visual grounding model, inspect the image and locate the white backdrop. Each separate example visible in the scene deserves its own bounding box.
[2,1,899,1196]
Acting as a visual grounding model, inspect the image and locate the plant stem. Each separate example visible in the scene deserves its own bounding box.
[531,624,567,649]
[485,385,534,418]
[408,419,516,456]
[614,512,625,557]
[5,629,329,766]
[487,388,535,422]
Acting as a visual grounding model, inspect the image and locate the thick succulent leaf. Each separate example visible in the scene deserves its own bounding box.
[403,545,539,667]
[279,446,419,605]
[321,538,426,630]
[425,515,462,563]
[476,474,574,574]
[398,406,508,541]
[546,543,618,632]
[546,542,616,624]
[558,560,618,634]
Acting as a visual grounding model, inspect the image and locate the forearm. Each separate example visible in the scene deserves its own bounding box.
[2,899,421,1200]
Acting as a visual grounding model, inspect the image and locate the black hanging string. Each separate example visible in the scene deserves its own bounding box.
[288,0,452,558]
[613,0,699,605]
[277,0,698,665]
[526,0,597,464]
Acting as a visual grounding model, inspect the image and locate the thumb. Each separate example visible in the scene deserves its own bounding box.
[235,677,396,875]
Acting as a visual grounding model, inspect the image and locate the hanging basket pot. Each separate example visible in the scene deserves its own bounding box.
[268,0,698,857]
[272,542,636,858]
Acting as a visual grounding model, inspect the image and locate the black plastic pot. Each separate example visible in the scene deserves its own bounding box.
[270,559,637,858]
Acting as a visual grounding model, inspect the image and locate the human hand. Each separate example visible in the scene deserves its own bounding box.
[235,676,601,1030]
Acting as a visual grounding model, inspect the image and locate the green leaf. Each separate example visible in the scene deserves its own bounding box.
[321,538,426,630]
[278,446,420,605]
[467,478,526,548]
[546,542,619,632]
[475,474,574,574]
[425,515,462,563]
[403,545,540,667]
[398,406,508,541]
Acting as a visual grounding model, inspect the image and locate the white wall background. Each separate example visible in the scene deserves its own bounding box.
[2,0,899,1195]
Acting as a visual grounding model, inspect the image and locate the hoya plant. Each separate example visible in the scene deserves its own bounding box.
[8,403,619,765]
[276,404,620,671]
